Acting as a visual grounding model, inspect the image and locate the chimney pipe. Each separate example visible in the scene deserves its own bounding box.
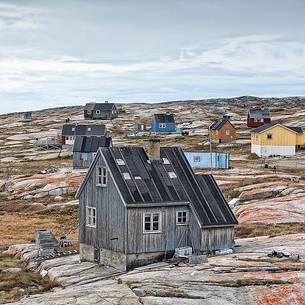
[148,139,161,159]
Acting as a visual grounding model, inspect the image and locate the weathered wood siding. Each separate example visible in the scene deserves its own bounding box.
[201,226,235,251]
[79,154,126,252]
[73,152,95,169]
[188,211,202,252]
[127,206,191,254]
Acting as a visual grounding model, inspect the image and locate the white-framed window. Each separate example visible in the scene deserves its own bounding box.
[87,127,92,132]
[134,176,142,180]
[267,134,272,140]
[168,171,177,179]
[72,127,75,132]
[176,211,189,225]
[143,212,162,233]
[116,159,125,165]
[86,206,96,228]
[225,129,230,135]
[123,172,131,180]
[159,123,166,128]
[96,110,100,114]
[193,156,201,162]
[162,158,170,164]
[97,166,107,186]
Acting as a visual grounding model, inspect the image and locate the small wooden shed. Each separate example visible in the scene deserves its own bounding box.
[73,136,112,169]
[210,116,236,143]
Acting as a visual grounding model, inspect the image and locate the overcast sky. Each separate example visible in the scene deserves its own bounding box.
[1,0,305,114]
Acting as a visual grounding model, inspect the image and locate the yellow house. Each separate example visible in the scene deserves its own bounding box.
[251,123,305,157]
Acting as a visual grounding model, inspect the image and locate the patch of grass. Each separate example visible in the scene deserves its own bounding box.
[0,252,20,269]
[0,193,8,203]
[235,223,305,239]
[0,207,78,246]
[0,252,57,304]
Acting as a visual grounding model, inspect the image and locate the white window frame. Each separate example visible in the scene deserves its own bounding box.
[96,110,100,114]
[225,129,230,135]
[86,206,96,228]
[193,156,201,163]
[176,210,189,225]
[168,171,177,179]
[116,158,125,165]
[97,166,107,186]
[71,127,75,132]
[123,172,131,180]
[87,127,92,132]
[162,158,170,164]
[159,123,166,129]
[143,212,162,233]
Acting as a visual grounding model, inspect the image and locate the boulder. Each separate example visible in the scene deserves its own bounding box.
[239,185,287,202]
[10,179,43,191]
[3,267,22,273]
[41,182,68,193]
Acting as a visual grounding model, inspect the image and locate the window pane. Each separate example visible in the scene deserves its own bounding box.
[153,214,159,222]
[153,221,159,231]
[144,221,151,231]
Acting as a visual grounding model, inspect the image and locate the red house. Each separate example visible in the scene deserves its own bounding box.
[247,107,271,128]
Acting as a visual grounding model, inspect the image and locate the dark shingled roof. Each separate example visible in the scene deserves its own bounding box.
[252,123,303,134]
[84,146,237,227]
[62,124,76,136]
[153,113,175,124]
[62,124,106,136]
[85,102,116,111]
[73,136,112,153]
[210,117,233,130]
[248,107,270,120]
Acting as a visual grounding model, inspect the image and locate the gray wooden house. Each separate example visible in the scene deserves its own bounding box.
[76,146,237,271]
[84,102,118,120]
[73,136,112,169]
[61,124,106,146]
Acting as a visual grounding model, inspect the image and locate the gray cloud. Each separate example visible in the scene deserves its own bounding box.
[0,0,305,113]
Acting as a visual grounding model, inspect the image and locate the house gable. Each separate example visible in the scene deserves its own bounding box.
[78,151,127,252]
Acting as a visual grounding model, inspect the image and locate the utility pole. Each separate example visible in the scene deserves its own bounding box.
[209,125,212,174]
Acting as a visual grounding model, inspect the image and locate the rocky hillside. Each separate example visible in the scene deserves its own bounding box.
[1,96,305,304]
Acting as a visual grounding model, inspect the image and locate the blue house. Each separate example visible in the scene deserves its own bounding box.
[151,113,176,133]
[184,151,230,169]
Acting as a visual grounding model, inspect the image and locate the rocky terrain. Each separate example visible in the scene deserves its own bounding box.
[1,96,305,303]
[4,233,305,305]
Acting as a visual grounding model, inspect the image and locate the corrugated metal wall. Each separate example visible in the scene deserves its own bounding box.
[184,152,230,169]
